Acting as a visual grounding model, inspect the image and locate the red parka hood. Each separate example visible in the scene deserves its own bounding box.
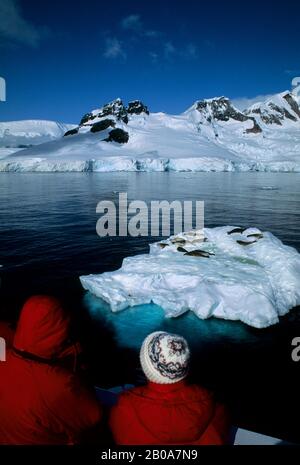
[14,295,71,359]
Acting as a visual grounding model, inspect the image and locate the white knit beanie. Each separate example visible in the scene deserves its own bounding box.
[140,331,190,384]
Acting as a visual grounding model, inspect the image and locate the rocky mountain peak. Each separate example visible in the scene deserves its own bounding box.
[80,98,128,125]
[67,98,149,143]
[197,97,247,122]
[245,92,300,126]
[127,100,149,115]
[194,97,262,134]
[79,99,149,126]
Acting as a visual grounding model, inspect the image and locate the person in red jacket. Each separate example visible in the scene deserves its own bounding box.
[110,331,231,445]
[0,295,102,445]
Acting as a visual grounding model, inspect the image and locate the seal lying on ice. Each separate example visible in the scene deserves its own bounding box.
[177,246,188,253]
[158,243,169,249]
[80,226,300,328]
[247,233,264,239]
[227,226,264,245]
[236,240,257,246]
[171,238,186,245]
[184,249,214,258]
[227,227,246,235]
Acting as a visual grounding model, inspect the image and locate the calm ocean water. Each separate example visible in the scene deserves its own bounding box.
[0,172,300,441]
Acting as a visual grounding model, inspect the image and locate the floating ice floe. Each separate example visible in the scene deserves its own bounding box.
[80,226,300,328]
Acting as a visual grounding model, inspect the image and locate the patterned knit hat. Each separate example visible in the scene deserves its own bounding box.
[140,331,190,384]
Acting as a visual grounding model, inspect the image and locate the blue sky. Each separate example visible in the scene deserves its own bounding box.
[0,0,299,123]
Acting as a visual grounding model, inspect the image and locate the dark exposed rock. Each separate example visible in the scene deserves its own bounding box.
[90,119,115,133]
[78,98,150,128]
[250,108,262,115]
[127,100,149,115]
[197,97,249,122]
[283,109,297,121]
[246,93,300,125]
[261,113,282,125]
[246,106,283,125]
[64,128,79,136]
[80,113,96,125]
[104,128,129,144]
[245,118,262,134]
[97,98,128,124]
[269,103,297,122]
[196,97,262,134]
[283,93,300,119]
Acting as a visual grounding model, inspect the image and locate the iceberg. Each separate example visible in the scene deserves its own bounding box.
[80,227,300,328]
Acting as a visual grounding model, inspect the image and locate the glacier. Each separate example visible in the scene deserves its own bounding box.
[1,157,300,173]
[80,227,300,328]
[0,120,76,152]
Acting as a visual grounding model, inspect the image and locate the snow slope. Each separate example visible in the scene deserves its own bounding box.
[80,226,300,328]
[0,120,76,150]
[1,90,300,172]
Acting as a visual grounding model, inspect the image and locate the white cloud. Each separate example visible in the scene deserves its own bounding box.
[119,14,198,63]
[149,51,158,63]
[121,14,142,32]
[0,0,47,47]
[121,14,160,38]
[164,42,176,60]
[144,30,160,38]
[203,39,215,49]
[285,69,300,76]
[103,37,126,59]
[182,43,198,60]
[163,42,199,62]
[232,94,274,111]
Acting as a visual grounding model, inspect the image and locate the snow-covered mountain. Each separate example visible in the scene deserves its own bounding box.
[185,97,262,137]
[0,120,76,158]
[1,90,300,172]
[245,92,300,127]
